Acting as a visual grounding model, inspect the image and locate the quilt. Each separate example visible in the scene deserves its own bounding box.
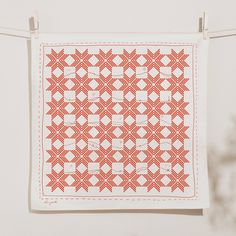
[30,33,209,210]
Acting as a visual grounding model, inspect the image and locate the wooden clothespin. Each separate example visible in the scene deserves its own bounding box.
[202,12,208,40]
[30,12,39,38]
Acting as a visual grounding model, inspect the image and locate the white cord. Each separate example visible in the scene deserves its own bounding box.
[208,29,236,39]
[0,26,30,38]
[1,26,236,39]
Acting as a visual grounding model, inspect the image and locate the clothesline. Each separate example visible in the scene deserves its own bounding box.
[208,29,236,39]
[0,25,236,39]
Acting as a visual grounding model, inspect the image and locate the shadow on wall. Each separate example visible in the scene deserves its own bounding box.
[208,116,236,229]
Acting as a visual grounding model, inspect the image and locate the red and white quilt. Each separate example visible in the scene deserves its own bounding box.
[30,33,209,210]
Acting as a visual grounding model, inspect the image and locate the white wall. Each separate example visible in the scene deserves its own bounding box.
[0,0,236,235]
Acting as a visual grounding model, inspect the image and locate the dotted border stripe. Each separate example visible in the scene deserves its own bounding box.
[37,42,199,202]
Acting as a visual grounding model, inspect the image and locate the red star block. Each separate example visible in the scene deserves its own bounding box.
[167,49,189,71]
[46,49,68,71]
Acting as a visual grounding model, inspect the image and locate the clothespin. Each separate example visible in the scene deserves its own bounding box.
[202,12,208,40]
[30,12,39,38]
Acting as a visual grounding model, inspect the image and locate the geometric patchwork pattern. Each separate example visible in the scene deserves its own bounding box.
[43,45,194,196]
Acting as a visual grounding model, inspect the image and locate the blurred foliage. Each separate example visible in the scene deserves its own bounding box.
[208,116,236,228]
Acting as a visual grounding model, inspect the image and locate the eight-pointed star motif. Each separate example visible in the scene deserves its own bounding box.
[46,49,68,71]
[71,49,92,70]
[95,49,117,70]
[143,49,165,70]
[119,49,140,71]
[167,49,189,70]
[47,170,69,192]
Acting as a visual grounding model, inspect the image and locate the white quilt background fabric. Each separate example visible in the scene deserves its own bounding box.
[30,33,209,210]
